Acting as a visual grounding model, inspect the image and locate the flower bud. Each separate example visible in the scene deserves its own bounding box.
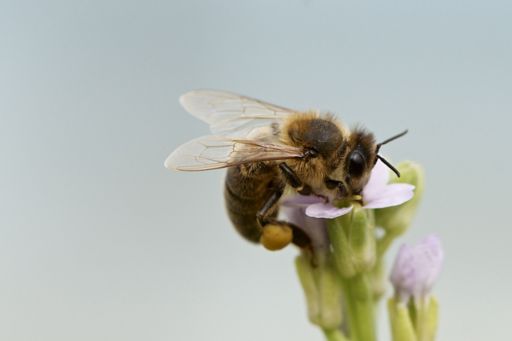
[388,235,443,341]
[295,254,343,330]
[390,235,443,302]
[374,161,424,236]
[328,205,376,278]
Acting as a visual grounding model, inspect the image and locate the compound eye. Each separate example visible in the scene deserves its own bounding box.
[348,151,366,177]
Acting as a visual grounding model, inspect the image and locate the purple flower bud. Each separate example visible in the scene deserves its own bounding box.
[390,235,444,302]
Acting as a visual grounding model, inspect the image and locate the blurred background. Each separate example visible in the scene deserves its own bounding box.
[1,0,511,340]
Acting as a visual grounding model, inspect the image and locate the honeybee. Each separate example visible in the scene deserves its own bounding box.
[165,90,406,251]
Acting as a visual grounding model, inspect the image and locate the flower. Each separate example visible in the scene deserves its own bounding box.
[303,159,415,219]
[280,159,415,253]
[389,235,444,302]
[280,195,330,253]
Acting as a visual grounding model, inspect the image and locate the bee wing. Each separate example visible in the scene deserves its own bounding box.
[165,135,304,171]
[179,90,296,136]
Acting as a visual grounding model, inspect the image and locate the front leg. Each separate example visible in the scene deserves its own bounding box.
[257,185,311,251]
[278,162,312,195]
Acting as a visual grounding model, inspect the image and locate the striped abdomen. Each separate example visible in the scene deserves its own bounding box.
[224,164,281,243]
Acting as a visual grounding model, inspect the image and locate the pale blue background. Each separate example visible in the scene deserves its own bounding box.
[1,1,511,340]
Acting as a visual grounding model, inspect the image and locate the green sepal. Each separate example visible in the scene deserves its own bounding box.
[328,205,376,278]
[388,297,418,341]
[415,296,439,341]
[295,254,343,330]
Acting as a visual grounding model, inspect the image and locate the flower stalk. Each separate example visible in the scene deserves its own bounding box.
[341,273,376,341]
[325,205,377,341]
[288,160,442,341]
[322,328,351,341]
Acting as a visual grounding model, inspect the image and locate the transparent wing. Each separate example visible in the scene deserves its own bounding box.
[164,135,304,171]
[179,90,297,136]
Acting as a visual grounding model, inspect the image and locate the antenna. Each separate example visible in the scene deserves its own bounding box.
[377,155,401,177]
[376,129,408,153]
[375,129,409,177]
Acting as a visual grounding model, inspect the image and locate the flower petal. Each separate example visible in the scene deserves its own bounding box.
[363,159,390,197]
[363,184,415,209]
[305,203,353,219]
[417,235,444,295]
[390,244,417,301]
[280,205,330,251]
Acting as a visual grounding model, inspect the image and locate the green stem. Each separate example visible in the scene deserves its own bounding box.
[342,273,376,341]
[323,328,351,341]
[370,258,386,302]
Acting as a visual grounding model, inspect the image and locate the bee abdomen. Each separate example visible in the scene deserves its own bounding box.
[224,166,278,243]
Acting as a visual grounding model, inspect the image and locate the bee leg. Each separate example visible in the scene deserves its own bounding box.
[256,187,284,226]
[278,162,312,195]
[256,188,289,250]
[256,187,312,251]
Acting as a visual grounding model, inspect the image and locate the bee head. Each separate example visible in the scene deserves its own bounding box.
[323,128,375,198]
[326,128,407,199]
[343,128,378,195]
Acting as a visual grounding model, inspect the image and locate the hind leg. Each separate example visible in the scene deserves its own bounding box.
[256,188,312,251]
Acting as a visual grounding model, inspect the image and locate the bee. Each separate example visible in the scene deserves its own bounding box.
[165,90,406,251]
